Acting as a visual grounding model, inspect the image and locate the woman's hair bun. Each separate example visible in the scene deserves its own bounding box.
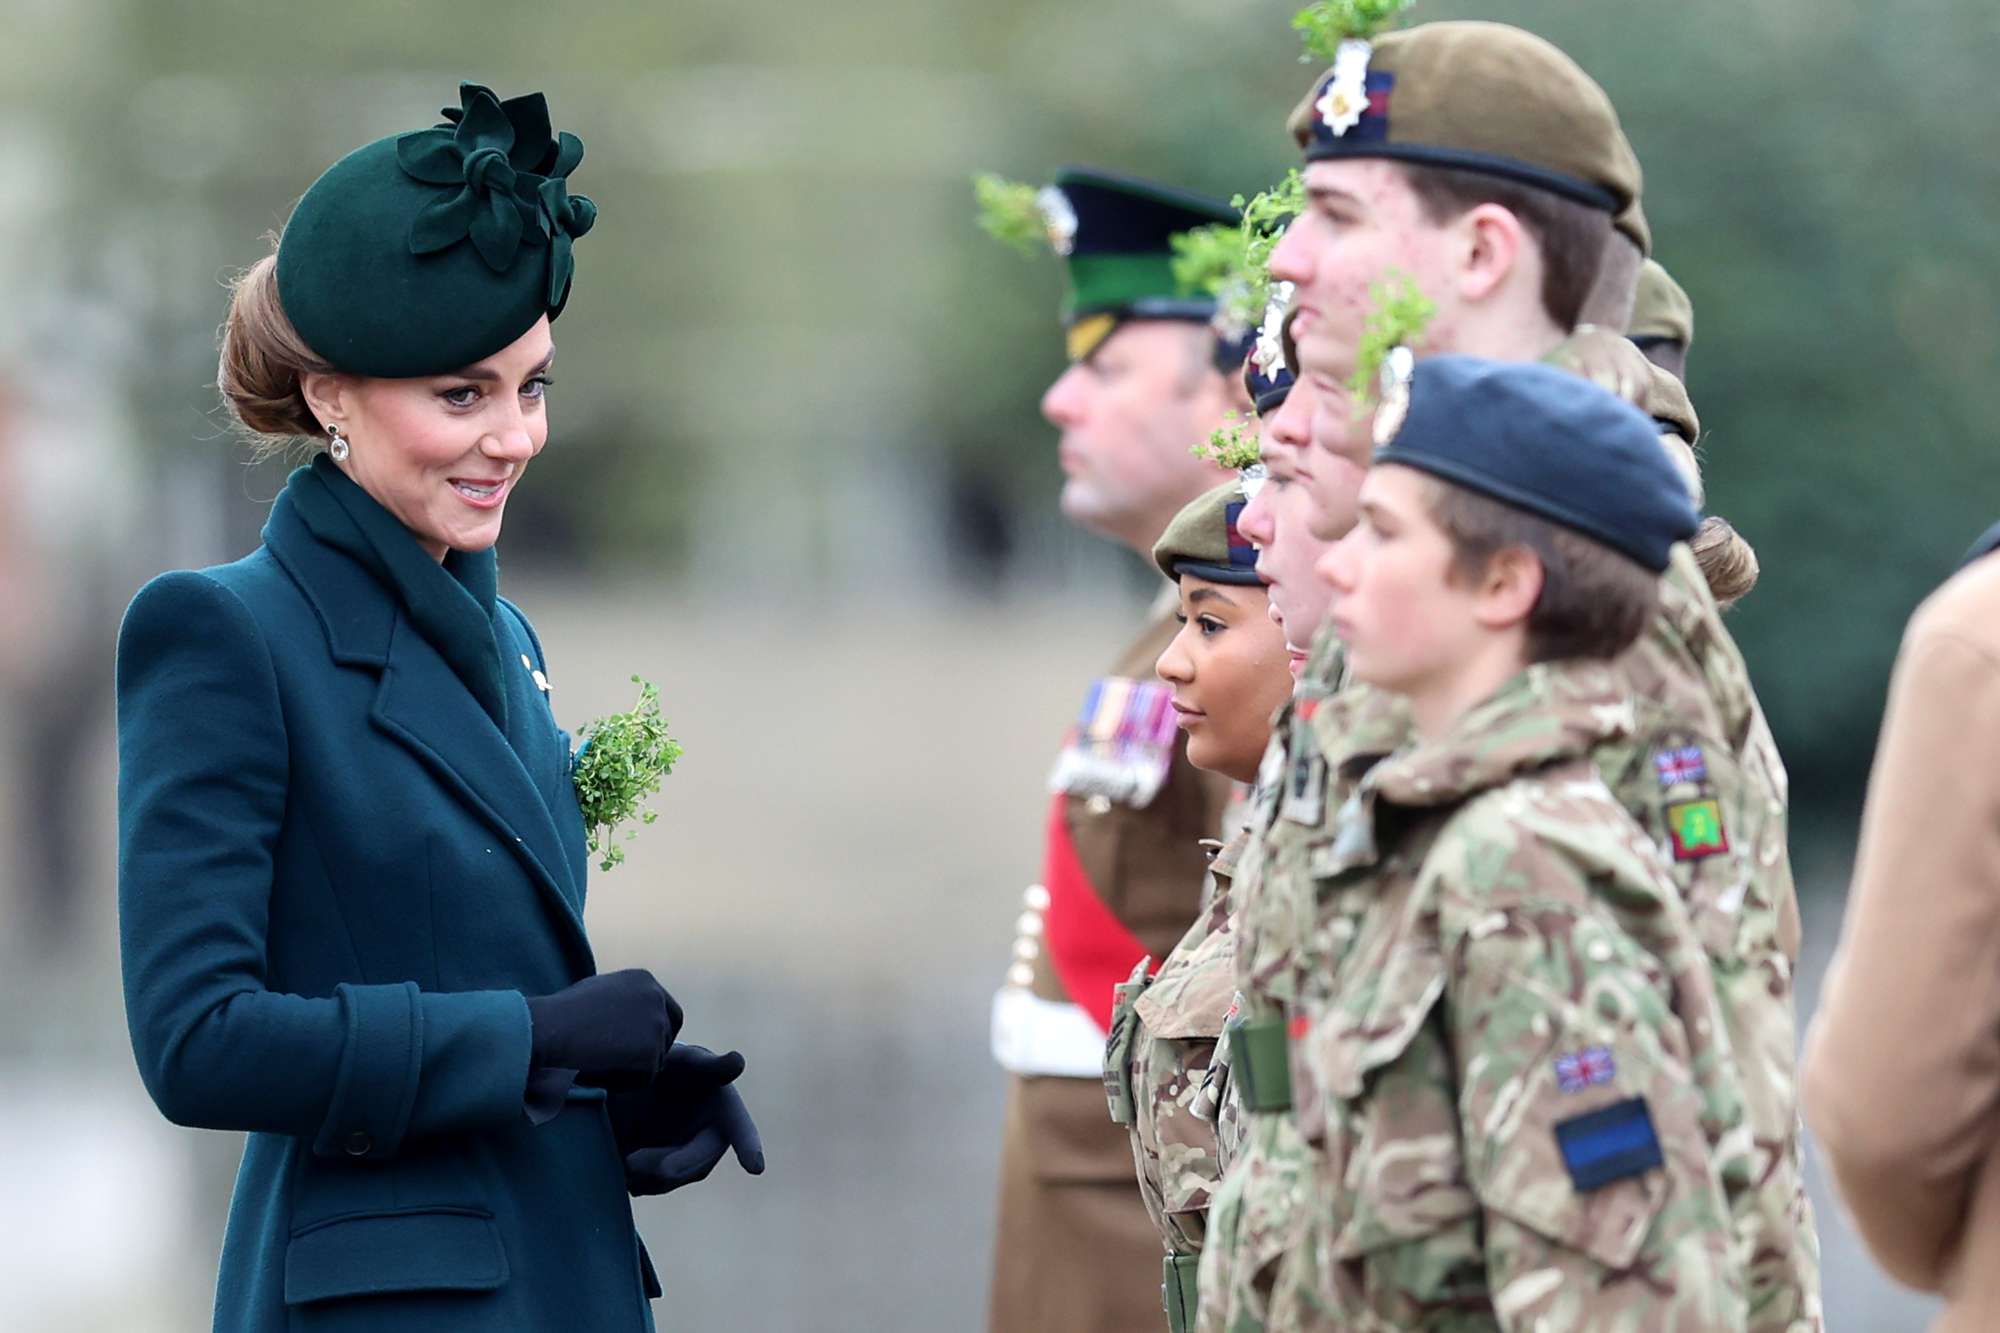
[217,248,334,445]
[1691,513,1759,608]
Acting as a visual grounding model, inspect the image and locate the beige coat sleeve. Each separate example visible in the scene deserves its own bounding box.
[1803,621,2000,1291]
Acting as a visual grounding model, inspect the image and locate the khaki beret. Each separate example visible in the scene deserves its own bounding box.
[1543,325,1700,443]
[1153,480,1262,584]
[1628,258,1694,350]
[1285,21,1649,254]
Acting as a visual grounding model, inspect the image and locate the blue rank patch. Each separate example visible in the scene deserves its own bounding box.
[1554,1097,1663,1193]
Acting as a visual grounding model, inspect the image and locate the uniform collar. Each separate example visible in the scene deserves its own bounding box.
[1363,659,1634,807]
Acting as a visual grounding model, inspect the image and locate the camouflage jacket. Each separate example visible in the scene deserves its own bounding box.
[1196,633,1392,1333]
[1107,827,1250,1257]
[1607,547,1820,1329]
[1279,660,1751,1331]
[1205,555,1820,1331]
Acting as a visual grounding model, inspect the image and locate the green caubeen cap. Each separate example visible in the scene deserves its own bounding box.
[1153,479,1264,585]
[1045,168,1238,359]
[276,82,596,377]
[1286,20,1649,254]
[1628,258,1694,352]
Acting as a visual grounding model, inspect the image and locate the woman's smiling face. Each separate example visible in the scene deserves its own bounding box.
[303,316,555,559]
[1154,573,1293,784]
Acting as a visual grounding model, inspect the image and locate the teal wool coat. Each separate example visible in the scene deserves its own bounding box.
[116,486,659,1332]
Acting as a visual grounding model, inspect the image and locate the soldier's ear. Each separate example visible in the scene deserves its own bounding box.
[1454,203,1529,307]
[1472,544,1543,631]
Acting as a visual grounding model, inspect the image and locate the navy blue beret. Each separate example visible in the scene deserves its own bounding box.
[1245,355,1294,417]
[1373,355,1698,572]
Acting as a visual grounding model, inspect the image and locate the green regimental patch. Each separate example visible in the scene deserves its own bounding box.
[1666,797,1729,862]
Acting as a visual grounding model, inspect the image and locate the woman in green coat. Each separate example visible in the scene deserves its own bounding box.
[116,83,761,1333]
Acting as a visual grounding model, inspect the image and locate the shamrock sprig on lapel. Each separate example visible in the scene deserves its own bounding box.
[572,676,684,872]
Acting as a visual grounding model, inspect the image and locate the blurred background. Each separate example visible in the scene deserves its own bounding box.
[1,0,1992,1328]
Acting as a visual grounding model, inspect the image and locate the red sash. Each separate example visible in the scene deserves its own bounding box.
[1040,791,1154,1032]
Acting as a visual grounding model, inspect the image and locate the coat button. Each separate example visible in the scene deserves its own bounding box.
[343,1131,372,1157]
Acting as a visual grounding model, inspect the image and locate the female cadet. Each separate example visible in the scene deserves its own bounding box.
[116,84,760,1333]
[1104,463,1295,1333]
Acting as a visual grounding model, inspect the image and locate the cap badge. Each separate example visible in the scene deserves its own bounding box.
[1316,39,1374,136]
[1035,186,1078,256]
[1251,281,1295,380]
[1371,345,1415,446]
[1239,462,1269,501]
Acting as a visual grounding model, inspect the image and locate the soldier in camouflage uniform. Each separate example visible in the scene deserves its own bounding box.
[1104,340,1304,1332]
[1290,354,1746,1328]
[1628,257,1695,380]
[1194,13,1819,1330]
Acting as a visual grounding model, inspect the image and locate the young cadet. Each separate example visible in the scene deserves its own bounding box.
[1284,355,1746,1329]
[977,167,1245,1333]
[1628,256,1695,380]
[1200,12,1818,1328]
[1241,314,1360,678]
[1103,327,1310,1332]
[1617,260,1762,610]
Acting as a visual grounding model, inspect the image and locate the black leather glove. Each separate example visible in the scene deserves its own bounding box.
[525,969,681,1088]
[609,1044,766,1196]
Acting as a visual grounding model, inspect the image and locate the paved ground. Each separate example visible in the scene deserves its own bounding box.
[0,588,1943,1330]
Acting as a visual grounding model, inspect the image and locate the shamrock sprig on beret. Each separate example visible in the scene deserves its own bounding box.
[1292,0,1416,62]
[974,173,1063,256]
[1169,170,1304,339]
[1192,413,1263,471]
[1350,269,1434,406]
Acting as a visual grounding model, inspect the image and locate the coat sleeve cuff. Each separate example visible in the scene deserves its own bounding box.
[313,984,534,1158]
[523,1067,579,1126]
[314,981,422,1160]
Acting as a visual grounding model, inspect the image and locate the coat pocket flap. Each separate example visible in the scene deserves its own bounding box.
[1306,937,1448,1101]
[1133,928,1236,1039]
[285,1207,508,1305]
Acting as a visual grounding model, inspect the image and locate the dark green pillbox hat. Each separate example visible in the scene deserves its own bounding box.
[1286,21,1649,254]
[277,82,596,377]
[1153,480,1264,585]
[1047,167,1237,360]
[1374,356,1697,572]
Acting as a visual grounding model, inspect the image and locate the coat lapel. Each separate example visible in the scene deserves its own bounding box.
[264,497,595,977]
[372,620,593,974]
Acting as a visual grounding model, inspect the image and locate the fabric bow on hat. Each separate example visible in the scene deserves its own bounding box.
[397,85,540,271]
[404,83,596,303]
[534,175,597,306]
